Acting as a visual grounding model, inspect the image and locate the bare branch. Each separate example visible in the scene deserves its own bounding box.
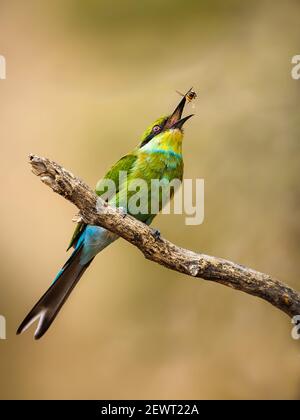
[29,154,300,319]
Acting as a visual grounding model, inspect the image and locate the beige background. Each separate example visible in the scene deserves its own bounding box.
[0,0,299,399]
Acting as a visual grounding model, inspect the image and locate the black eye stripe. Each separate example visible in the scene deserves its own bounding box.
[140,125,161,148]
[139,119,167,148]
[140,132,155,148]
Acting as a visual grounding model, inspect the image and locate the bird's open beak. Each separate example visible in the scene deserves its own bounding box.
[171,113,193,129]
[165,90,194,130]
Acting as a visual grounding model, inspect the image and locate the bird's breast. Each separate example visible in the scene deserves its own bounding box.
[136,148,183,180]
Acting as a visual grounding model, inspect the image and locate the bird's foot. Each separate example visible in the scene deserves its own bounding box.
[151,227,161,240]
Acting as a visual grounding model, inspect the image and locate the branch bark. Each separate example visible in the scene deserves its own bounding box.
[29,154,300,319]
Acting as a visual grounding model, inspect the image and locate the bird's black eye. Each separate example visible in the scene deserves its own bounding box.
[152,125,161,133]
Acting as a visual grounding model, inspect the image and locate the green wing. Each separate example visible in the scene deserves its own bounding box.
[95,153,137,198]
[67,153,137,250]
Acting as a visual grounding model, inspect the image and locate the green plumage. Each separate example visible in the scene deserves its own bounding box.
[96,118,184,221]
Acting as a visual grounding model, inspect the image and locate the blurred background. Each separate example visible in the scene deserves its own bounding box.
[0,0,300,400]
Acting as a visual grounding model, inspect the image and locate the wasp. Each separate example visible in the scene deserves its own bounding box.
[176,88,197,103]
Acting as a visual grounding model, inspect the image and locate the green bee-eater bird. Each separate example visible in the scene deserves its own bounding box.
[17,90,194,339]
